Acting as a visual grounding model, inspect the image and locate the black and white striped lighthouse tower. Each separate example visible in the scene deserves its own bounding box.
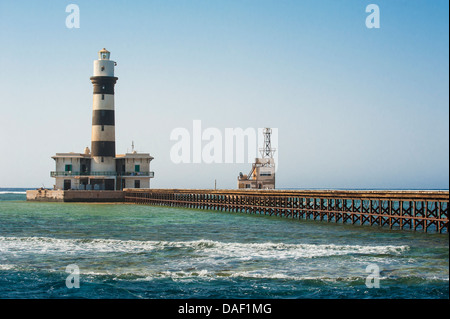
[90,48,118,174]
[47,48,154,192]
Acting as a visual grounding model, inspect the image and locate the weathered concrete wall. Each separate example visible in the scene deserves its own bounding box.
[26,189,65,202]
[54,157,81,173]
[26,190,125,202]
[123,178,150,189]
[124,156,151,174]
[64,190,124,202]
[54,177,80,190]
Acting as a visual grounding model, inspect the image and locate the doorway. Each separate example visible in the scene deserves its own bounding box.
[63,179,71,190]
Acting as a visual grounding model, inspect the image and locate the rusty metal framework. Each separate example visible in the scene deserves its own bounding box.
[124,189,449,233]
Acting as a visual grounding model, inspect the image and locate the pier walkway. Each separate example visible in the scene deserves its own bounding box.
[124,189,449,233]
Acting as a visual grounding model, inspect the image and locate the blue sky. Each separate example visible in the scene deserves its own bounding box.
[0,0,448,189]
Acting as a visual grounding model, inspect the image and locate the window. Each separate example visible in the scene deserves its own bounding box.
[65,164,72,172]
[135,165,140,172]
[101,125,104,131]
[134,180,140,188]
[64,180,71,190]
[102,94,104,100]
[101,157,104,163]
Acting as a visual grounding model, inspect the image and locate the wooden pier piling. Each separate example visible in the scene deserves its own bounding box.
[124,189,449,233]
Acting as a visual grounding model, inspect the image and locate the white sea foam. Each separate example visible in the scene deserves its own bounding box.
[0,236,445,283]
[134,270,377,282]
[129,269,449,282]
[0,236,160,254]
[0,191,26,194]
[0,264,16,270]
[0,236,409,260]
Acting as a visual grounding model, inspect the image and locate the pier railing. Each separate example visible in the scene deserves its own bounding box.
[124,189,449,233]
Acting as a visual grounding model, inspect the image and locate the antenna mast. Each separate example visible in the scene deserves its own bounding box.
[259,128,276,158]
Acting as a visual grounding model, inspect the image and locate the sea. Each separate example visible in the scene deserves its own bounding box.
[0,188,448,299]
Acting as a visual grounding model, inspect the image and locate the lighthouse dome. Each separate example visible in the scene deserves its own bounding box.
[98,48,110,60]
[93,48,115,77]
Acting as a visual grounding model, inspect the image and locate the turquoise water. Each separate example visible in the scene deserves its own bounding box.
[0,190,448,299]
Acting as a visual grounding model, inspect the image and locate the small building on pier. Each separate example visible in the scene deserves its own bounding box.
[238,128,276,189]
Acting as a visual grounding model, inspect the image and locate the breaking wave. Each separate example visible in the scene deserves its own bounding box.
[0,236,409,259]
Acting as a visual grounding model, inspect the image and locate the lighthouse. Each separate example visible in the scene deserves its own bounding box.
[90,48,118,173]
[49,48,155,192]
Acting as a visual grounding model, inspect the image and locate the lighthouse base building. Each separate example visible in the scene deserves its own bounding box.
[49,48,154,191]
[51,150,154,191]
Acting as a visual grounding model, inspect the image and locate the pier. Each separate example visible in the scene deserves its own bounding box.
[124,189,449,233]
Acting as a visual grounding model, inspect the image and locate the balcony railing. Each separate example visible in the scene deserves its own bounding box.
[51,171,117,177]
[51,171,155,178]
[120,171,154,177]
